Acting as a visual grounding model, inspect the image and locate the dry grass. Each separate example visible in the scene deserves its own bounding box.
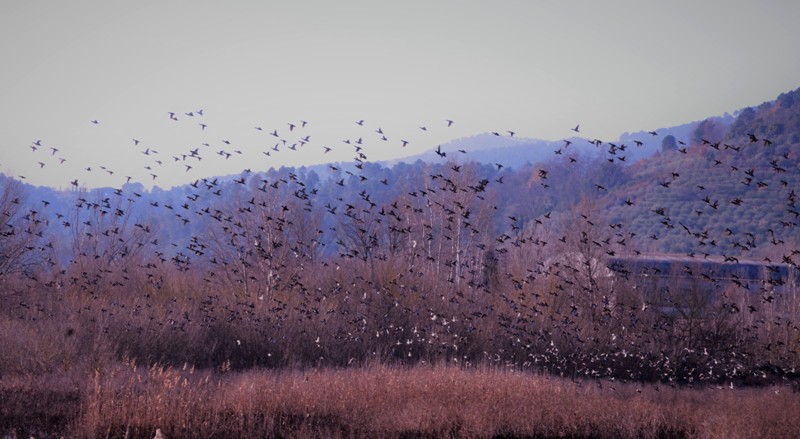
[3,362,799,438]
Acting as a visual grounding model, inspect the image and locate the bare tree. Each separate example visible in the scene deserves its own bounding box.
[0,176,46,287]
[551,199,620,323]
[67,189,154,292]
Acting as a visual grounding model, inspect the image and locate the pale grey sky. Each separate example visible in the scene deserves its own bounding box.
[1,1,799,189]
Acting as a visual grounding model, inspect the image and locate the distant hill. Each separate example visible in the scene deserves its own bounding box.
[393,119,717,171]
[389,133,564,169]
[599,87,800,258]
[616,115,734,162]
[4,87,798,266]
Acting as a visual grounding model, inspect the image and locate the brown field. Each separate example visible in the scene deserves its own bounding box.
[2,363,799,439]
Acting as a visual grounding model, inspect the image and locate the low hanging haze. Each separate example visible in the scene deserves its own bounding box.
[2,1,799,189]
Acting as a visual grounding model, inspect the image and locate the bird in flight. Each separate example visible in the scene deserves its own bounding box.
[572,124,580,133]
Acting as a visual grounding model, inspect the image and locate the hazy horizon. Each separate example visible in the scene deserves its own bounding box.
[2,1,799,189]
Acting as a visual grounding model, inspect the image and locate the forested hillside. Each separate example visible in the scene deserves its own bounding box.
[601,88,800,258]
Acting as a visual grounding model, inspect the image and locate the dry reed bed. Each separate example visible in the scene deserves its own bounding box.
[4,362,798,438]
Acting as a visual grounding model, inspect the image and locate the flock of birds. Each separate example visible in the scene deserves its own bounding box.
[2,104,800,387]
